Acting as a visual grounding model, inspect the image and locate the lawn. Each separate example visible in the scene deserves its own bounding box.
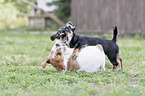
[0,33,145,96]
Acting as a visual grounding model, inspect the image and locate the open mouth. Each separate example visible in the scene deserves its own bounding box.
[60,33,67,43]
[62,36,67,43]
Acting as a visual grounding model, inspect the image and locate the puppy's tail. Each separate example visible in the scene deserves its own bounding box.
[112,26,118,42]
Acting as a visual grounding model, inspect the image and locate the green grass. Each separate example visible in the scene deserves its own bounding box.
[0,33,145,96]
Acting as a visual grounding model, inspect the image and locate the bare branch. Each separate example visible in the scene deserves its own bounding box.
[22,0,65,26]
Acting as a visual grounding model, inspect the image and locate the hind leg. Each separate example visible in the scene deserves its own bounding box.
[100,60,106,71]
[107,54,123,71]
[101,64,106,71]
[111,59,118,70]
[116,53,123,70]
[117,56,123,70]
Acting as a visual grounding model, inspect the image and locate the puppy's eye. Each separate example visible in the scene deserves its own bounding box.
[62,30,65,33]
[57,31,60,34]
[65,28,69,31]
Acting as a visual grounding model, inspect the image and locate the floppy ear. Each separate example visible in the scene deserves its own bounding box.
[66,21,75,32]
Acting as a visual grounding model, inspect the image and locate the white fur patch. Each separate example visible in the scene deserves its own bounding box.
[77,46,105,72]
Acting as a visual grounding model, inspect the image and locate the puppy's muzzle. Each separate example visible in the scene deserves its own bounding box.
[50,33,61,41]
[50,34,56,41]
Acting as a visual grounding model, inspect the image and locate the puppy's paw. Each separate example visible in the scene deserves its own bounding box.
[41,61,47,68]
[72,54,78,60]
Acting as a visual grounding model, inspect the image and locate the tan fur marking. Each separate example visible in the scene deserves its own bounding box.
[50,59,65,72]
[72,47,87,60]
[41,48,66,72]
[72,46,88,60]
[72,49,79,59]
[111,64,114,71]
[111,57,122,71]
[49,49,65,72]
[117,57,122,70]
[67,55,80,71]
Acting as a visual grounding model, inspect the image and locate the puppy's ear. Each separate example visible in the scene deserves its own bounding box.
[66,21,75,32]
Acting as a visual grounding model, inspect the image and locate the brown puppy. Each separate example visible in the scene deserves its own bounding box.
[41,41,66,72]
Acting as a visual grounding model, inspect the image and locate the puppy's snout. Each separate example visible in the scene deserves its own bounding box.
[50,35,56,41]
[57,52,61,56]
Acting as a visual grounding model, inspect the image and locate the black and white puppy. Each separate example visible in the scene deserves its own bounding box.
[50,21,122,70]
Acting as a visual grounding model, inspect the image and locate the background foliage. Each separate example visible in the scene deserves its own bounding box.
[0,0,71,30]
[0,3,17,29]
[0,0,37,30]
[3,0,37,13]
[48,0,71,23]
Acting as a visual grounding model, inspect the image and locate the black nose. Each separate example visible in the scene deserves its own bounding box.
[50,35,56,41]
[57,53,61,56]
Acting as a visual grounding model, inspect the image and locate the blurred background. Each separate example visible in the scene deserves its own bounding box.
[0,0,145,37]
[0,0,70,31]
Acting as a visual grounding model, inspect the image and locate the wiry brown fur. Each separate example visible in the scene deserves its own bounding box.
[41,48,66,72]
[41,46,81,72]
[67,55,80,71]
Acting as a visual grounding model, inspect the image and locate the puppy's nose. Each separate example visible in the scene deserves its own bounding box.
[50,35,56,41]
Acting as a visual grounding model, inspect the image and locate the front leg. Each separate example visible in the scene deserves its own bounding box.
[72,44,87,60]
[41,58,50,68]
[72,42,87,60]
[41,51,53,68]
[72,49,79,60]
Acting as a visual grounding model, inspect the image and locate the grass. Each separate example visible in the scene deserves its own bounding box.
[0,33,145,96]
